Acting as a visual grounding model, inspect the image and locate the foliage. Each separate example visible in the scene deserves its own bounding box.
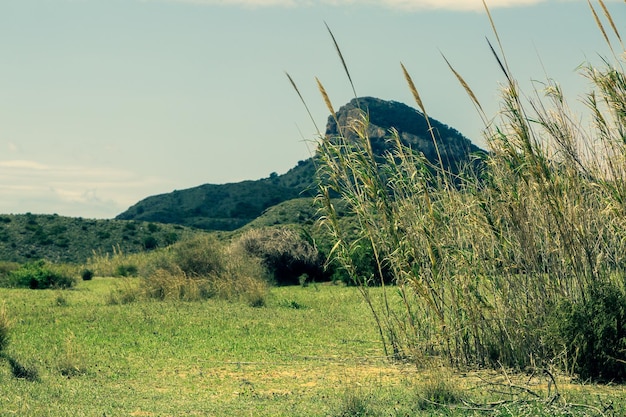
[85,246,156,278]
[237,226,325,285]
[81,268,94,281]
[135,235,270,305]
[6,260,75,289]
[549,281,626,382]
[308,3,626,378]
[56,332,88,378]
[169,235,226,277]
[115,263,139,277]
[116,159,317,231]
[0,214,199,264]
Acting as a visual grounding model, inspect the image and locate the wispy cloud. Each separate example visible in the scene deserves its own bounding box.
[0,159,175,218]
[147,0,556,11]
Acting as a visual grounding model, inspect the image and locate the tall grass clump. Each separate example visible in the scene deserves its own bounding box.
[302,2,626,379]
[138,235,270,305]
[84,245,154,278]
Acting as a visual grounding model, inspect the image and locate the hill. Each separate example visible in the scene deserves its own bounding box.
[116,97,484,231]
[116,158,317,230]
[0,213,202,264]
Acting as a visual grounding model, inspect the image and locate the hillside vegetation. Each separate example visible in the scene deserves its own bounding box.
[0,213,203,264]
[309,2,626,382]
[116,97,482,231]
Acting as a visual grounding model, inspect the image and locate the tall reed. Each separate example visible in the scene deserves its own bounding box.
[302,2,626,370]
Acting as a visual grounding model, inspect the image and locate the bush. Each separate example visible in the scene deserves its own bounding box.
[115,264,138,277]
[140,236,269,305]
[81,269,94,281]
[238,227,324,285]
[0,261,19,286]
[548,282,626,382]
[7,260,75,289]
[143,236,158,250]
[170,235,225,277]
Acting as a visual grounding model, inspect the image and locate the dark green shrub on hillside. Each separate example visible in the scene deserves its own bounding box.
[143,236,158,250]
[7,260,75,289]
[549,282,626,382]
[115,264,138,277]
[238,227,324,285]
[81,269,94,281]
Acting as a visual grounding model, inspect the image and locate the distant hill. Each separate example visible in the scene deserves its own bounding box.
[0,213,202,264]
[327,97,483,172]
[116,97,484,231]
[116,159,317,231]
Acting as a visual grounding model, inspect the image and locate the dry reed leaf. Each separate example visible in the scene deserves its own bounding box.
[588,0,612,50]
[316,77,335,119]
[325,21,359,104]
[285,71,322,136]
[441,53,484,115]
[597,0,623,50]
[400,63,426,117]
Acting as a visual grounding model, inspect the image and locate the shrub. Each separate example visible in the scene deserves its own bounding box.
[238,227,324,285]
[81,269,94,281]
[143,267,211,301]
[143,236,158,250]
[0,261,19,286]
[115,264,138,277]
[106,279,141,305]
[54,292,69,307]
[140,236,269,305]
[7,260,75,289]
[549,282,626,382]
[170,235,225,277]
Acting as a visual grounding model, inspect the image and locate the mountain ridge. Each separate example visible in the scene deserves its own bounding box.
[116,97,484,230]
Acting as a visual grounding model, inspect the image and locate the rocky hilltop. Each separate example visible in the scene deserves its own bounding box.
[327,97,482,172]
[116,97,484,231]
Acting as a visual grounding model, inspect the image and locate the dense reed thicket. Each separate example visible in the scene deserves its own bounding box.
[306,1,626,380]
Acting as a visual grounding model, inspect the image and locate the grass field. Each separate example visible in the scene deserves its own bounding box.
[0,279,624,416]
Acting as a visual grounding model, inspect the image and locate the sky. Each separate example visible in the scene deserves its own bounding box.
[0,0,623,219]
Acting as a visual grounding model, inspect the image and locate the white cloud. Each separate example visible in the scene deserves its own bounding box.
[0,160,48,170]
[0,159,175,218]
[145,0,559,11]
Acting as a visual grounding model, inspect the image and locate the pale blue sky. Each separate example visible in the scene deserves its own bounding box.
[0,0,622,218]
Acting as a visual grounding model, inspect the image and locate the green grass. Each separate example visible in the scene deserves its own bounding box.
[0,279,624,416]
